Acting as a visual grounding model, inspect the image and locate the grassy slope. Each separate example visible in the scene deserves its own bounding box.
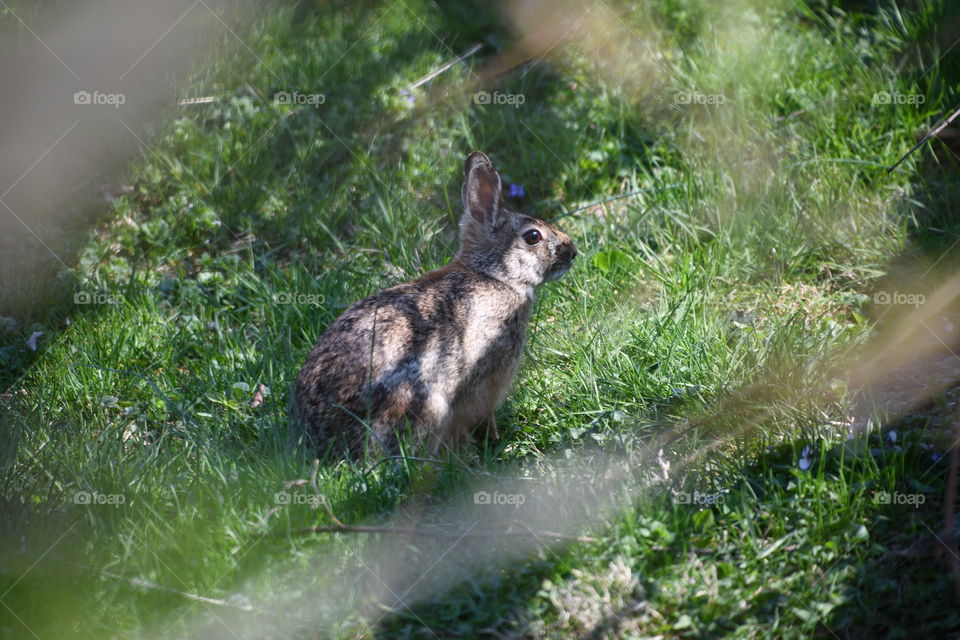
[3,0,960,637]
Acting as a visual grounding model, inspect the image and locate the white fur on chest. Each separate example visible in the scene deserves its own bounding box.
[460,289,528,370]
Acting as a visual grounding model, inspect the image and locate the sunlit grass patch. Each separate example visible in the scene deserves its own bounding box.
[3,0,960,637]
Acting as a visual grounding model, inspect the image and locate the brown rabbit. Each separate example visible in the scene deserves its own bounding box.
[293,151,577,459]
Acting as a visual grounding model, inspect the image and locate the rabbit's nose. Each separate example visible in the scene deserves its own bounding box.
[570,244,578,259]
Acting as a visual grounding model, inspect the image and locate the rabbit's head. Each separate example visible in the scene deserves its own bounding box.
[458,151,577,294]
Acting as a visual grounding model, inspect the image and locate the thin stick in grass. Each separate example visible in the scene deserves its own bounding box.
[71,563,254,611]
[887,103,960,173]
[408,43,483,90]
[276,524,596,543]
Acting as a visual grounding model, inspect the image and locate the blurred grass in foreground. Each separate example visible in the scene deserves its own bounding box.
[3,0,960,637]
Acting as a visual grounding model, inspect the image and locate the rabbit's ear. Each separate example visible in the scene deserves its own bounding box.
[461,151,504,229]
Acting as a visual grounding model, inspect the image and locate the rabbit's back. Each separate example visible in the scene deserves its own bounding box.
[293,262,531,457]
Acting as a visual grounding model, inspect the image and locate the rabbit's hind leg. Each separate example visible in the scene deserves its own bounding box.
[482,414,499,441]
[415,394,460,456]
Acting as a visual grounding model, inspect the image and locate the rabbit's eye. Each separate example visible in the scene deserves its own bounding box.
[522,229,542,245]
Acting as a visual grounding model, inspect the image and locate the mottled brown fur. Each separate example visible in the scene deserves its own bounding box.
[293,151,577,459]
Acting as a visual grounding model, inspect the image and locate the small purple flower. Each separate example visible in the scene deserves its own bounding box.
[400,89,415,105]
[26,331,43,351]
[798,445,813,471]
[508,183,525,199]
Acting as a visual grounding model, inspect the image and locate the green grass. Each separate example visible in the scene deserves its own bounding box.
[3,0,960,637]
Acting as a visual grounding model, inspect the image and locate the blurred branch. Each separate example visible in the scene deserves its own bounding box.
[262,524,596,543]
[409,43,482,90]
[71,563,254,611]
[888,103,960,173]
